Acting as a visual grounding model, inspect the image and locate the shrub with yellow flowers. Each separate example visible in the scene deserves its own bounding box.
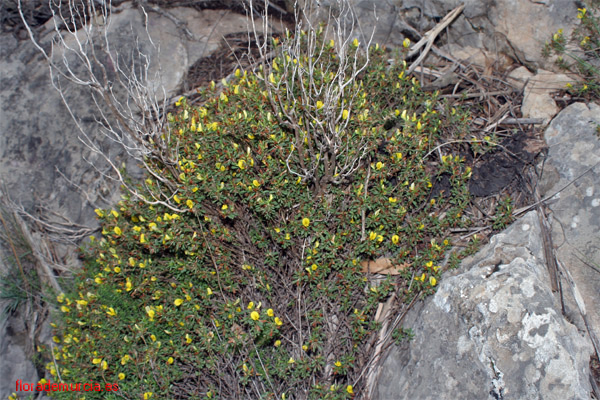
[44,25,480,400]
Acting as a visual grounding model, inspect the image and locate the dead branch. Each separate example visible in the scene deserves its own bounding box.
[406,4,464,75]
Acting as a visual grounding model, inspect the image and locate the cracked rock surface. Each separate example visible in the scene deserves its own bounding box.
[375,211,593,400]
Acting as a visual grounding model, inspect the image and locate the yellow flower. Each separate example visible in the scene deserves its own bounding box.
[144,393,153,400]
[113,226,122,235]
[60,305,70,313]
[250,311,260,321]
[302,218,310,227]
[167,357,174,365]
[342,109,349,120]
[118,373,125,380]
[94,209,104,218]
[114,267,121,273]
[347,385,354,394]
[288,357,295,364]
[238,159,246,170]
[121,355,130,365]
[186,334,192,344]
[52,336,61,343]
[430,276,437,287]
[126,278,132,292]
[376,161,384,170]
[352,38,359,47]
[92,358,102,365]
[335,360,342,367]
[76,299,88,307]
[316,100,324,110]
[207,287,213,296]
[222,204,228,211]
[186,199,194,209]
[403,38,410,48]
[369,231,377,241]
[174,299,184,306]
[146,307,155,320]
[311,264,318,271]
[57,293,65,303]
[248,301,255,310]
[267,309,274,317]
[107,307,117,316]
[389,197,397,203]
[140,234,146,244]
[274,340,281,347]
[252,179,260,187]
[392,235,400,244]
[101,360,108,370]
[274,317,282,326]
[395,152,403,161]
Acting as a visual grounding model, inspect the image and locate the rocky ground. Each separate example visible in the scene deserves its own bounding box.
[0,1,598,399]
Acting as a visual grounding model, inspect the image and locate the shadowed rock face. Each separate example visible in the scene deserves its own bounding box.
[375,211,593,400]
[315,0,578,68]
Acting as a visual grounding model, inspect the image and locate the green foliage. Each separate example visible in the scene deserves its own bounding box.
[491,196,514,231]
[391,327,414,345]
[43,32,478,399]
[543,3,600,98]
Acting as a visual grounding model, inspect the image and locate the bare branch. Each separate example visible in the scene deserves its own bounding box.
[248,0,376,193]
[18,0,185,212]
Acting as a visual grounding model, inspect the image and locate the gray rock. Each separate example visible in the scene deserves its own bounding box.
[541,102,600,350]
[0,303,52,400]
[375,211,593,400]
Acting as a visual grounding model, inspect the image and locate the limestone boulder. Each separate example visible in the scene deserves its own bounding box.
[541,102,600,350]
[375,211,593,400]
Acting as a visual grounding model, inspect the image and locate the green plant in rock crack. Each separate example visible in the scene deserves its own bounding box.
[392,327,415,345]
[43,30,483,400]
